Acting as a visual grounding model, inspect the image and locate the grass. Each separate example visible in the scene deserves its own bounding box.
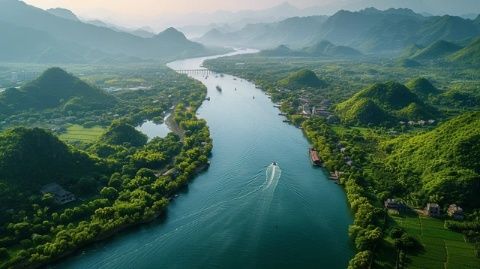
[59,124,105,143]
[391,213,480,269]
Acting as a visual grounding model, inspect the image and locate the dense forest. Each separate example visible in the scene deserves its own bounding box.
[0,66,212,268]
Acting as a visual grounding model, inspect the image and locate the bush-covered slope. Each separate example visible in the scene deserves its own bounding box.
[384,112,480,207]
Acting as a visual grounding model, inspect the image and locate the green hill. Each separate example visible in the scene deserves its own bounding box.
[278,69,327,89]
[302,40,361,57]
[385,111,480,207]
[412,40,463,60]
[0,127,98,188]
[335,98,393,125]
[336,81,437,125]
[259,45,299,57]
[101,122,148,147]
[406,77,440,98]
[0,67,115,114]
[448,37,480,66]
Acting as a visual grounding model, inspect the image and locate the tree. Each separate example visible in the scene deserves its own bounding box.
[348,250,372,269]
[100,187,118,200]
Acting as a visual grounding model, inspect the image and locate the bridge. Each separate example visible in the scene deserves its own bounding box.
[174,69,213,75]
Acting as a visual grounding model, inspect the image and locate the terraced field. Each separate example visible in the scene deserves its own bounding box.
[392,214,479,269]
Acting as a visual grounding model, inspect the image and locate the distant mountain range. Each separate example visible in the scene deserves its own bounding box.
[198,8,480,55]
[170,1,480,38]
[260,41,362,58]
[0,0,214,63]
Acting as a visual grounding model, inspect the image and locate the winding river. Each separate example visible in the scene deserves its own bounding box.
[53,50,353,269]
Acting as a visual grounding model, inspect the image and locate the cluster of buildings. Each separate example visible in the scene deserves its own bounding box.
[384,199,464,220]
[399,119,436,126]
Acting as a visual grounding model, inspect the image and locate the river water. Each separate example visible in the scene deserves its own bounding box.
[53,50,353,269]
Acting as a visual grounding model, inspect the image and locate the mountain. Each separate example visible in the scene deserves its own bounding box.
[406,77,440,98]
[336,81,437,125]
[0,0,209,61]
[0,68,115,115]
[198,15,328,49]
[385,111,480,207]
[198,8,480,55]
[411,40,463,60]
[46,8,79,21]
[448,37,480,65]
[278,69,327,89]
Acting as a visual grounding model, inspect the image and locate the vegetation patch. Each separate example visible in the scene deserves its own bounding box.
[59,124,105,143]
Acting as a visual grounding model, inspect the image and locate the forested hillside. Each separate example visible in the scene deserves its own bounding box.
[384,112,480,207]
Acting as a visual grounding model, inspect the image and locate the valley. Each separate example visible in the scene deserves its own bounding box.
[0,1,479,269]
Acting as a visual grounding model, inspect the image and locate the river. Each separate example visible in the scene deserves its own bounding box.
[53,49,353,269]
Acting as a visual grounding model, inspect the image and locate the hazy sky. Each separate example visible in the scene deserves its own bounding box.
[24,0,324,16]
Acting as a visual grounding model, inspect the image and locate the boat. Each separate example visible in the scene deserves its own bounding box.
[272,161,277,166]
[216,85,222,92]
[309,148,322,166]
[206,97,211,101]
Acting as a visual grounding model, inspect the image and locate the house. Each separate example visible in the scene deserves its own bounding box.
[426,203,441,217]
[447,204,464,220]
[41,183,76,205]
[384,198,403,210]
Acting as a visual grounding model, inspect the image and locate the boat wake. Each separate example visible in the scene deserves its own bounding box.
[264,163,281,191]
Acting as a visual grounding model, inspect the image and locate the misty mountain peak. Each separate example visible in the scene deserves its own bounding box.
[157,27,187,40]
[47,8,79,21]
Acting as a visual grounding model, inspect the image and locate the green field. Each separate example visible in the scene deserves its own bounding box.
[59,124,105,143]
[392,213,480,269]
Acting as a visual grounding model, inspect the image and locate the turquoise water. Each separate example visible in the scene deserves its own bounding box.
[53,50,353,269]
[136,114,171,141]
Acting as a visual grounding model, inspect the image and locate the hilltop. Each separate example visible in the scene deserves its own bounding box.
[278,69,327,89]
[336,81,437,125]
[0,67,115,114]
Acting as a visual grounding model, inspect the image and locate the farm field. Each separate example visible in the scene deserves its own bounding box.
[392,213,479,269]
[59,124,105,143]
